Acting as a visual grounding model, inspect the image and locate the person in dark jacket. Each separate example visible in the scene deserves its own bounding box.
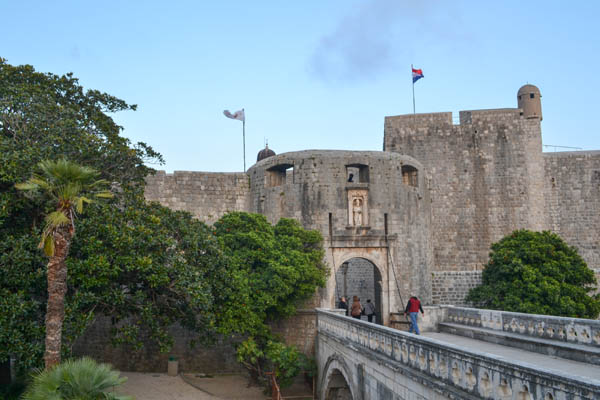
[337,296,348,316]
[404,294,425,334]
[364,299,376,323]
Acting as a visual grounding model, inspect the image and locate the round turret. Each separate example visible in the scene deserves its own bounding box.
[257,144,276,162]
[517,84,542,121]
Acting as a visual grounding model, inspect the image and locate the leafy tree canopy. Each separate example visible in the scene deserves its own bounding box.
[213,212,327,337]
[213,212,327,386]
[0,59,219,371]
[0,58,162,231]
[467,230,600,318]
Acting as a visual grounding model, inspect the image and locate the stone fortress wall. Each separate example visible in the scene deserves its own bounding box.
[141,85,600,314]
[383,109,546,273]
[77,84,600,372]
[543,151,600,274]
[383,94,600,304]
[144,170,250,225]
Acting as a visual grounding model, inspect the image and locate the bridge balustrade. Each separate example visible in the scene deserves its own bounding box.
[445,306,600,348]
[317,309,600,400]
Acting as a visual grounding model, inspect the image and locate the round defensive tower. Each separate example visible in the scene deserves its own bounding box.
[518,84,542,121]
[247,150,434,324]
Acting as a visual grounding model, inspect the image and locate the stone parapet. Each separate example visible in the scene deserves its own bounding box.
[445,306,600,348]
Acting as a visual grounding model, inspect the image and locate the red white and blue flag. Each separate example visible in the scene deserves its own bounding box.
[412,68,424,83]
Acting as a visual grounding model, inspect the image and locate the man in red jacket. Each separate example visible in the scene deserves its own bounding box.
[404,295,425,335]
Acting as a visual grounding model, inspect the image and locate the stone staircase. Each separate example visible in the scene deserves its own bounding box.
[389,312,410,331]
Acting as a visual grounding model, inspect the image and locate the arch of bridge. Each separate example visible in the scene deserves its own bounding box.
[320,353,357,400]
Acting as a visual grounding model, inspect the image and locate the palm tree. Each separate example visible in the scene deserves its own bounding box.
[16,159,113,368]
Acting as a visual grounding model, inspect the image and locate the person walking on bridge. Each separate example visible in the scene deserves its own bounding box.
[404,295,424,334]
[364,299,376,323]
[350,296,363,319]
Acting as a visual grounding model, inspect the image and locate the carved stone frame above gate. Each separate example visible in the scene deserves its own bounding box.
[347,187,368,227]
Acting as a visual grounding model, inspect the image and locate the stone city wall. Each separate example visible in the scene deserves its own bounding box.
[72,316,243,373]
[431,271,482,305]
[144,170,250,225]
[544,151,600,271]
[384,109,545,273]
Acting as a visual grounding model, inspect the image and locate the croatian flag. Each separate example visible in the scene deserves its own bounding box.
[412,68,424,83]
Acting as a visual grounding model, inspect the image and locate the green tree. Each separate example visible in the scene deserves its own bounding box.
[214,212,327,337]
[0,59,163,371]
[67,197,229,353]
[213,212,327,386]
[16,159,113,368]
[467,230,600,318]
[22,357,131,400]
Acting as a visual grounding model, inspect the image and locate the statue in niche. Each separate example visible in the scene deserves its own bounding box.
[352,197,363,226]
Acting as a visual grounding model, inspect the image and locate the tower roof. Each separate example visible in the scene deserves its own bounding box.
[518,84,541,96]
[257,144,276,162]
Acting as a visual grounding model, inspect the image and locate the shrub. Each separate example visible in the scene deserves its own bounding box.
[22,357,132,400]
[467,230,600,318]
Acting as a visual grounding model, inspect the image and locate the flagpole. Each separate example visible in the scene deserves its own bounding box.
[242,109,246,171]
[411,64,416,115]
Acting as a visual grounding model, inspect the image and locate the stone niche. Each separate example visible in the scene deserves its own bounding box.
[347,188,368,227]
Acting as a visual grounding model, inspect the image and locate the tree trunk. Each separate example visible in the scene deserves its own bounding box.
[44,226,72,369]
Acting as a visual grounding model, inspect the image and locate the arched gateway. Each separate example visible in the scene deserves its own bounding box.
[335,257,383,324]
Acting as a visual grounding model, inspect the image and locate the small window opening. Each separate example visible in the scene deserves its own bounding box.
[384,213,388,236]
[401,165,418,187]
[530,93,535,99]
[267,163,293,187]
[285,166,294,184]
[346,164,369,183]
[518,95,522,100]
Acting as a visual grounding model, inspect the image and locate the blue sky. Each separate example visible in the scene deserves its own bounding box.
[2,1,599,172]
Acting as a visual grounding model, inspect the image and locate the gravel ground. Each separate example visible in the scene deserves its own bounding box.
[115,372,266,400]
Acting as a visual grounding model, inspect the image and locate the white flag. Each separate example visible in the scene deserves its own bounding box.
[223,109,245,122]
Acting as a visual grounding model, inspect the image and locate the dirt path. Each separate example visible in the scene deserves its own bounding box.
[115,372,265,400]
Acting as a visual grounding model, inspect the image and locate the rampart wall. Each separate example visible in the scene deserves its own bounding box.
[144,170,250,225]
[384,109,545,274]
[544,151,600,271]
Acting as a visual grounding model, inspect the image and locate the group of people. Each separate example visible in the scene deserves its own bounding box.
[337,296,377,322]
[337,294,425,334]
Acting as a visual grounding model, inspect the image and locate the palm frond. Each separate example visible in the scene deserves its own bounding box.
[40,234,55,257]
[94,190,114,199]
[44,210,70,228]
[22,357,132,400]
[14,182,38,191]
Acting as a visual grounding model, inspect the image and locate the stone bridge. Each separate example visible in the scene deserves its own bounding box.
[316,307,600,400]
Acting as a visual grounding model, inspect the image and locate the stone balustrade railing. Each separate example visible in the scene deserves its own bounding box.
[445,306,600,348]
[317,309,600,399]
